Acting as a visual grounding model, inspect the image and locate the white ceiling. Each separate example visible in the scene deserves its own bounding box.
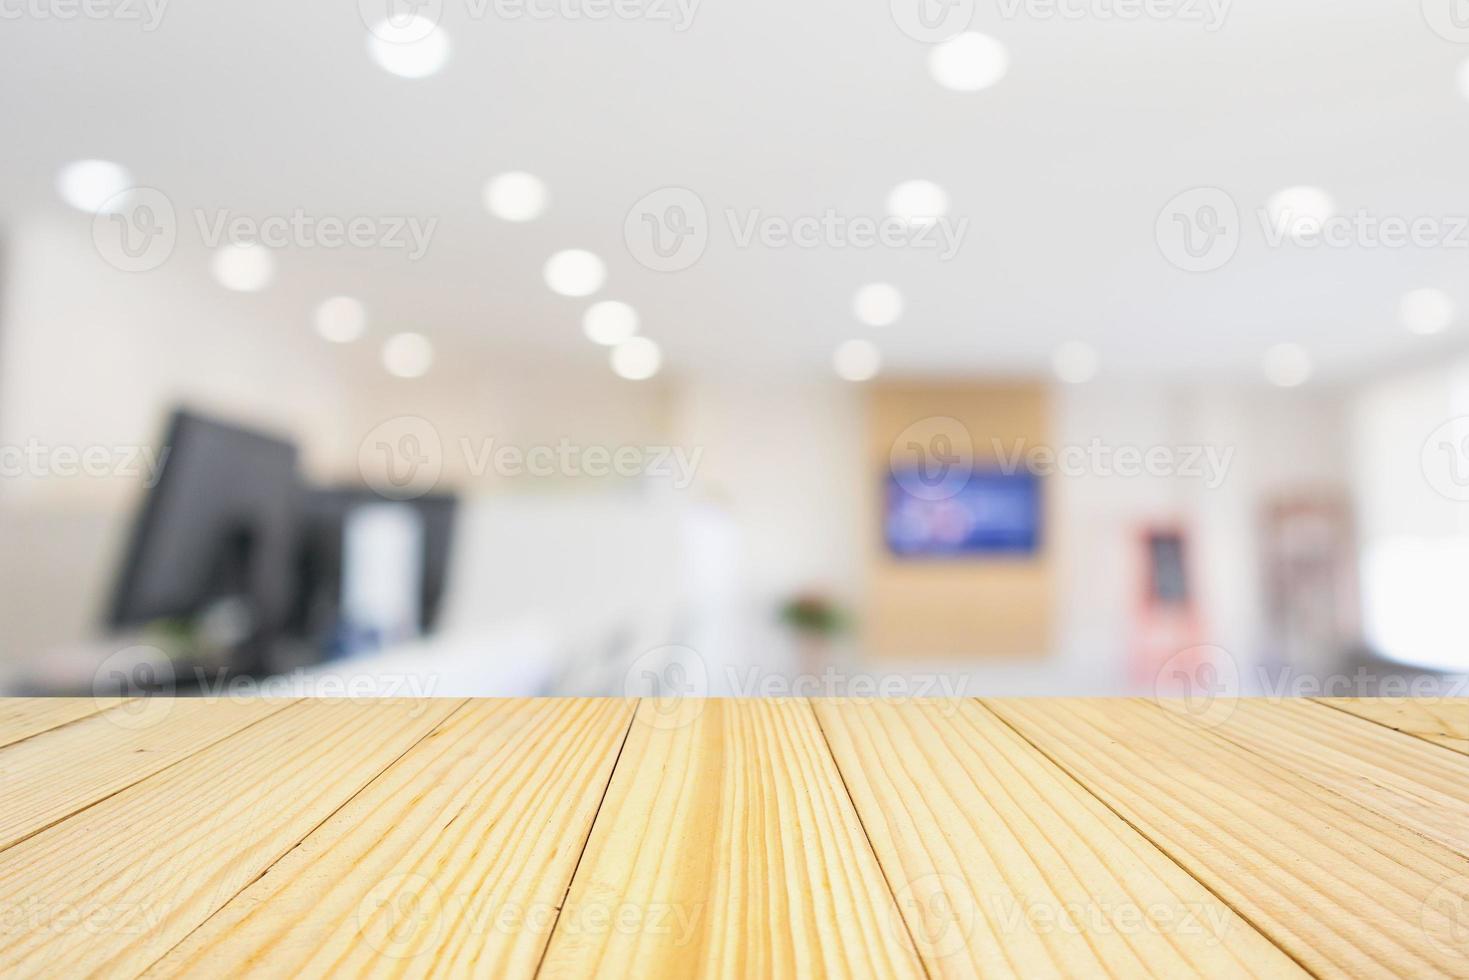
[2,0,1468,382]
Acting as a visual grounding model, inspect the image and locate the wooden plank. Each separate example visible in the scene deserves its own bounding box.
[0,698,461,978]
[1315,697,1468,757]
[537,699,925,979]
[0,697,127,749]
[0,697,294,853]
[1169,698,1469,857]
[814,699,1303,979]
[986,698,1469,979]
[145,698,635,979]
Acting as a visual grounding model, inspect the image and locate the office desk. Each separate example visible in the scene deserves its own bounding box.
[0,697,1464,977]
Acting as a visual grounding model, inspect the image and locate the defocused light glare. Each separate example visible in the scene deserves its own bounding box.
[611,336,662,380]
[1263,342,1313,387]
[366,17,451,79]
[382,332,434,378]
[1362,535,1469,672]
[853,283,904,327]
[56,159,133,213]
[314,296,367,343]
[583,300,640,345]
[833,339,881,381]
[483,172,548,222]
[1052,341,1099,384]
[886,180,949,228]
[1265,186,1335,241]
[1398,288,1455,335]
[928,33,1010,92]
[544,249,606,297]
[211,243,275,292]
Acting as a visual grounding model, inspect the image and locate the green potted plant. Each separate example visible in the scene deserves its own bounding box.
[778,592,848,675]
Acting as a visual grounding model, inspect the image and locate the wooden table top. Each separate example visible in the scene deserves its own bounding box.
[0,697,1464,978]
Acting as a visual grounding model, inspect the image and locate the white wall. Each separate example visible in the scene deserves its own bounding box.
[1351,356,1469,671]
[0,215,670,666]
[668,377,866,680]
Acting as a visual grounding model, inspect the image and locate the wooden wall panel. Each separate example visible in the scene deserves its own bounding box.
[864,381,1051,658]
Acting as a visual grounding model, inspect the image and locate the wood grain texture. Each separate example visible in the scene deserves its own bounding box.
[537,699,925,979]
[1171,698,1469,857]
[0,699,461,978]
[985,698,1469,979]
[1316,697,1469,756]
[2,697,1467,978]
[145,698,635,979]
[0,697,127,749]
[813,699,1304,979]
[0,698,293,853]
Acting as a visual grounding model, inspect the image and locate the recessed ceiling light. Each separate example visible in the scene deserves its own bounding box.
[483,172,549,222]
[1263,343,1313,387]
[544,249,606,297]
[1052,341,1099,384]
[611,336,662,380]
[56,159,133,214]
[886,180,949,228]
[583,300,640,346]
[382,332,434,378]
[853,283,904,327]
[210,243,275,292]
[1398,288,1455,335]
[833,339,881,382]
[928,33,1010,92]
[314,296,367,343]
[1266,186,1335,241]
[366,17,451,79]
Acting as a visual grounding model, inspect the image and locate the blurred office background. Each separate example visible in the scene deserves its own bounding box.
[1,1,1466,697]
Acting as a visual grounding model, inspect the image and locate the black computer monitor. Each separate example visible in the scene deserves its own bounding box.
[288,488,457,656]
[108,409,302,675]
